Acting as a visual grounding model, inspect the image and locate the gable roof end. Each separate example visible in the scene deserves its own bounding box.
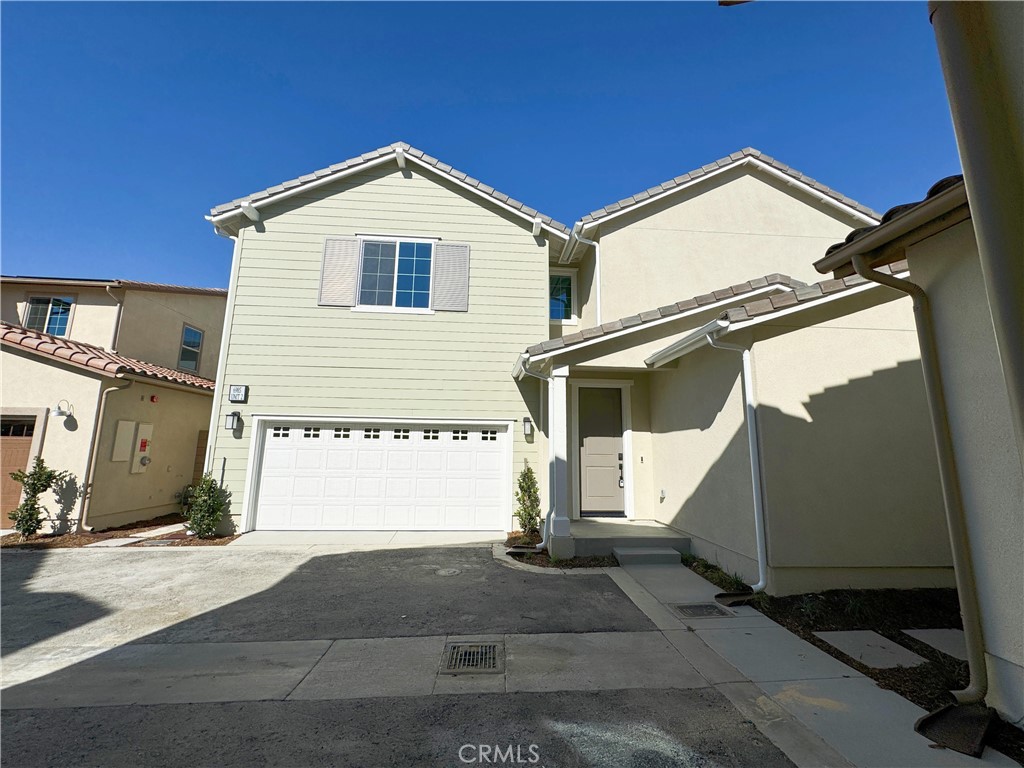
[207,141,571,238]
[578,147,882,227]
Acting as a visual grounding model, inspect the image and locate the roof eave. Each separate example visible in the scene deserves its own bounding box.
[814,181,970,276]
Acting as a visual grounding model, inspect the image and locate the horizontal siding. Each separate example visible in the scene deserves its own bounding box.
[210,163,549,525]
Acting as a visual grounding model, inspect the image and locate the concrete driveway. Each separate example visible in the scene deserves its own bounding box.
[1,545,795,767]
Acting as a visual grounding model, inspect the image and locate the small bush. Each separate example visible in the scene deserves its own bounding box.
[514,461,541,535]
[8,456,72,539]
[180,474,230,538]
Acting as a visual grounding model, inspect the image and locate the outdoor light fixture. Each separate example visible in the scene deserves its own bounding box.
[50,400,73,419]
[224,411,242,430]
[523,416,533,437]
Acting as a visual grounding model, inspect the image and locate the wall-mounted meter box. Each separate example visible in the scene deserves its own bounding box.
[130,423,154,474]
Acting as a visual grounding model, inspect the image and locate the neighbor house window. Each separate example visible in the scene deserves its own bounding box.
[23,296,74,336]
[178,325,203,371]
[549,269,577,324]
[358,240,433,309]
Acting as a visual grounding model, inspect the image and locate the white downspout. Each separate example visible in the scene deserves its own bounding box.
[851,253,987,705]
[105,286,124,352]
[573,229,602,326]
[516,362,554,550]
[77,378,134,533]
[706,334,768,593]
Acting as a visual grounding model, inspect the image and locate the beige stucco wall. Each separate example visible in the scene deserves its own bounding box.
[646,296,953,594]
[648,346,759,578]
[209,161,550,530]
[116,292,226,380]
[0,349,103,531]
[1,284,118,348]
[906,220,1024,724]
[88,381,212,529]
[752,296,953,592]
[576,167,864,328]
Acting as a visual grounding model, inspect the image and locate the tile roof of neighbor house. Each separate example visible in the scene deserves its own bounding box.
[721,259,911,324]
[525,273,808,357]
[579,147,882,225]
[0,322,215,391]
[0,276,227,297]
[820,175,966,260]
[209,141,573,236]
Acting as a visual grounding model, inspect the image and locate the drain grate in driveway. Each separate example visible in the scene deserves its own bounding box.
[672,603,733,618]
[439,642,504,675]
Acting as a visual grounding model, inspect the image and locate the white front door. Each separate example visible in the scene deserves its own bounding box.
[254,422,509,530]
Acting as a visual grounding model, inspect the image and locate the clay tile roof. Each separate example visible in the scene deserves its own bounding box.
[579,147,881,225]
[822,176,965,259]
[0,322,215,391]
[723,260,910,324]
[209,141,571,236]
[524,273,807,357]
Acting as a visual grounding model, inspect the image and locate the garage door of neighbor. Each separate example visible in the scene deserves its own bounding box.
[254,422,510,531]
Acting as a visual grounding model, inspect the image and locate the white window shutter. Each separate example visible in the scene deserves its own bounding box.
[319,237,360,307]
[431,242,470,312]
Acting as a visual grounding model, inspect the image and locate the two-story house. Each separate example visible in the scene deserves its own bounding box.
[0,277,226,532]
[204,142,951,595]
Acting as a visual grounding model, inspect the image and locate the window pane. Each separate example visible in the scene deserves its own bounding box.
[412,292,430,309]
[414,275,430,293]
[46,298,73,336]
[183,327,203,349]
[398,242,415,259]
[179,347,199,371]
[396,274,413,291]
[360,241,396,305]
[24,298,49,331]
[395,290,413,308]
[550,275,572,320]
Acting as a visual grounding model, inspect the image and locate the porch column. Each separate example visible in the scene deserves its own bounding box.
[547,365,575,558]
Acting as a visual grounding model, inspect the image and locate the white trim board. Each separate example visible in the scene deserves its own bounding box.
[569,380,634,521]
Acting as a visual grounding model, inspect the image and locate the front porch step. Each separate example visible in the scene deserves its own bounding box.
[612,547,683,566]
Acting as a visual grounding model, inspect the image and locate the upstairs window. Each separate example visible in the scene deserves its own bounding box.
[549,269,577,324]
[179,325,204,371]
[24,296,74,336]
[358,240,433,310]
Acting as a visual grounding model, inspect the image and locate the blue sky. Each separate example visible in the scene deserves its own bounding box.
[2,2,960,289]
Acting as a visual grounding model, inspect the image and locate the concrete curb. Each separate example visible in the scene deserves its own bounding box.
[490,543,615,576]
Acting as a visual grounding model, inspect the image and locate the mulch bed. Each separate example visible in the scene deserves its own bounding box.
[680,555,1024,763]
[505,530,543,548]
[509,551,618,569]
[125,533,240,547]
[0,513,186,550]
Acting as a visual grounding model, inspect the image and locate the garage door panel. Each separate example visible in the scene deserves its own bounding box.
[255,421,509,531]
[322,505,353,527]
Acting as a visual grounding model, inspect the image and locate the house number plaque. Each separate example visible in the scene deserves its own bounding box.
[228,384,249,404]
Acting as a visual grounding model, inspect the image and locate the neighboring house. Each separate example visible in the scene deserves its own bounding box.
[203,140,946,598]
[0,277,227,531]
[813,176,1024,726]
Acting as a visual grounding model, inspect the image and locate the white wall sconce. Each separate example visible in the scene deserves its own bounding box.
[523,416,533,437]
[50,400,73,418]
[224,411,242,430]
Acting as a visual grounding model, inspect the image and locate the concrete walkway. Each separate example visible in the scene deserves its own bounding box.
[610,562,1015,768]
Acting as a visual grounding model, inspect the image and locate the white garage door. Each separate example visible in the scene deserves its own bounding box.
[254,422,510,531]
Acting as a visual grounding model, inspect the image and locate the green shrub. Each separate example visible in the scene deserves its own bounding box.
[180,474,230,538]
[514,461,541,535]
[8,456,71,539]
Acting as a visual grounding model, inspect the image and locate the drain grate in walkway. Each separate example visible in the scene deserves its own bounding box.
[440,642,504,675]
[672,603,733,618]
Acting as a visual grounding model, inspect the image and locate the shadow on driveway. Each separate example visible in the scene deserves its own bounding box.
[1,552,109,654]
